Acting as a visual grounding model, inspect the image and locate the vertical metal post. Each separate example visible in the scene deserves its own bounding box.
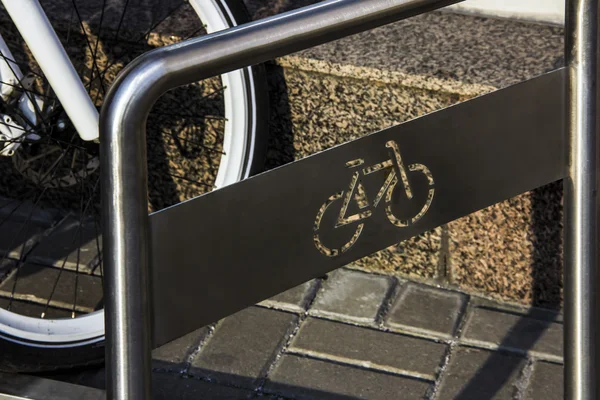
[101,127,152,400]
[101,101,153,399]
[565,0,599,398]
[100,67,155,400]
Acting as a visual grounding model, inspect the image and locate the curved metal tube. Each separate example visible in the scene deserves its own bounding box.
[99,0,463,398]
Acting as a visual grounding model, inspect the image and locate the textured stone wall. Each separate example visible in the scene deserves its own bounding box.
[252,4,565,308]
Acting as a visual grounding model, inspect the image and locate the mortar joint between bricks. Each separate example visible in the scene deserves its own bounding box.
[427,339,458,400]
[374,276,402,327]
[164,370,258,394]
[253,278,324,395]
[513,357,535,400]
[453,294,472,339]
[456,339,563,364]
[180,323,218,376]
[285,347,437,383]
[427,294,473,400]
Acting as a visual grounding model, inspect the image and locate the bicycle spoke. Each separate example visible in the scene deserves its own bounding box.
[0,52,49,128]
[70,0,107,96]
[87,0,107,97]
[85,1,187,90]
[41,175,100,317]
[18,147,61,166]
[65,7,75,48]
[0,78,56,101]
[0,52,45,81]
[80,151,102,281]
[182,26,208,41]
[5,204,48,311]
[150,110,228,122]
[71,149,87,317]
[196,84,227,104]
[166,173,212,188]
[5,145,73,311]
[111,0,131,46]
[160,130,225,155]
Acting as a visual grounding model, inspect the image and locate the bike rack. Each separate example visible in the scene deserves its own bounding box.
[0,0,597,398]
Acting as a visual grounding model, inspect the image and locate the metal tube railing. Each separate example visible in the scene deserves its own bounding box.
[99,0,465,398]
[100,0,600,398]
[564,0,599,399]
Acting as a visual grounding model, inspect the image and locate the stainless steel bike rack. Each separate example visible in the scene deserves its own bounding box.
[1,0,597,398]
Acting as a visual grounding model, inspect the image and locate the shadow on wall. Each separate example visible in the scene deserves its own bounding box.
[264,62,295,171]
[530,181,563,308]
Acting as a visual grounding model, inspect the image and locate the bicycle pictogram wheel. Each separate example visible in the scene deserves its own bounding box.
[314,141,435,257]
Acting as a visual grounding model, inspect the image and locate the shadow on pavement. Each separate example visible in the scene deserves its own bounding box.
[44,362,366,400]
[454,182,563,399]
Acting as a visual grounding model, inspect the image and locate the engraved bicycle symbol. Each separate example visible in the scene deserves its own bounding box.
[313,140,435,257]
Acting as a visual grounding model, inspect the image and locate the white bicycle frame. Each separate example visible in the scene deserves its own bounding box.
[0,0,99,141]
[0,0,254,188]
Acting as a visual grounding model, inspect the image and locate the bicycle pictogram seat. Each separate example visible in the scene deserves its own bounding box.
[313,140,435,257]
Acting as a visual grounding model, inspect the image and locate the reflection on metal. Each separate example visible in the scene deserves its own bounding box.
[313,140,435,257]
[149,69,567,348]
[564,0,599,398]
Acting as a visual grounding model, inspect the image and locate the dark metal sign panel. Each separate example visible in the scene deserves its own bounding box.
[150,68,567,347]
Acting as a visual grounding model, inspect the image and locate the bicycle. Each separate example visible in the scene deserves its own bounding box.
[0,0,268,372]
[313,140,435,257]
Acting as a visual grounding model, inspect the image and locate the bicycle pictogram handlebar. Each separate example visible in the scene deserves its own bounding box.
[313,140,435,257]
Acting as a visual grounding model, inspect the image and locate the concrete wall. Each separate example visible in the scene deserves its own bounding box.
[447,0,564,25]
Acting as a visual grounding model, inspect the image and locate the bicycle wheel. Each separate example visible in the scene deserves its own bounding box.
[0,0,268,372]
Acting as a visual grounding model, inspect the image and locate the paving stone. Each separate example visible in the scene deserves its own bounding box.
[471,296,563,323]
[437,347,526,400]
[152,327,210,369]
[49,369,253,399]
[0,262,103,312]
[28,217,102,273]
[191,306,297,389]
[44,366,106,390]
[0,371,105,400]
[310,269,391,323]
[385,283,466,338]
[525,361,563,400]
[0,220,45,260]
[462,306,563,359]
[0,297,72,319]
[290,317,446,379]
[153,372,252,400]
[0,197,58,225]
[0,258,14,281]
[260,280,316,312]
[265,354,432,400]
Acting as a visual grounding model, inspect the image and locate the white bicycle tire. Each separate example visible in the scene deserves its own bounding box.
[0,0,264,350]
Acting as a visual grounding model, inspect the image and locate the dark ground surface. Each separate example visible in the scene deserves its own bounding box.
[49,269,564,399]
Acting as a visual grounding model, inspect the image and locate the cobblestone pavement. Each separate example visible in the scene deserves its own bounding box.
[55,268,563,399]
